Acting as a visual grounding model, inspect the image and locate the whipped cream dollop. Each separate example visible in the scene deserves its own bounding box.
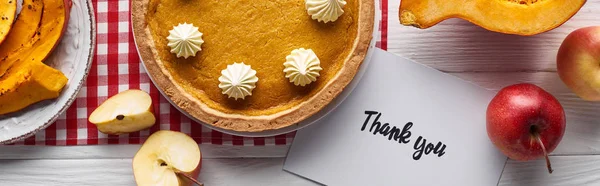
[218,62,259,100]
[283,48,323,86]
[167,23,204,59]
[305,0,347,23]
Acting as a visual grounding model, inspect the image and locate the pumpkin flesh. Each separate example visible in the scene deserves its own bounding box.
[0,62,68,114]
[400,0,587,35]
[0,0,17,45]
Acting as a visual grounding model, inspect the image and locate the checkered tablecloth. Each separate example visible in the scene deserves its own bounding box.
[11,0,388,146]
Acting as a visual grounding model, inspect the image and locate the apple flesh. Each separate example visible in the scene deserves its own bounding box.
[89,89,156,135]
[486,83,566,173]
[133,130,202,186]
[557,26,600,101]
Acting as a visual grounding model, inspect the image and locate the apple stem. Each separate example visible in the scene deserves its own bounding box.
[535,135,553,174]
[174,170,204,186]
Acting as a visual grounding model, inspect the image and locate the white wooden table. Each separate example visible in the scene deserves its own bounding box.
[2,1,600,185]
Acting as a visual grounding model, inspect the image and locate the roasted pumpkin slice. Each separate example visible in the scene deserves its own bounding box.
[0,0,18,44]
[0,0,44,57]
[399,0,586,36]
[30,0,71,62]
[0,62,68,114]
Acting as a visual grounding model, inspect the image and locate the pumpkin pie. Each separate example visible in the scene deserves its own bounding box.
[132,0,374,131]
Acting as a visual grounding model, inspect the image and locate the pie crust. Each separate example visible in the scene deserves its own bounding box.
[132,0,374,132]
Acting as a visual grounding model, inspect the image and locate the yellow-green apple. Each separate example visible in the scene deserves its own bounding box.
[487,83,566,173]
[557,26,600,101]
[89,89,156,135]
[133,130,202,186]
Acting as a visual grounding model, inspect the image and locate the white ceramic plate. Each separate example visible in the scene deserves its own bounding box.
[0,0,96,144]
[138,1,382,137]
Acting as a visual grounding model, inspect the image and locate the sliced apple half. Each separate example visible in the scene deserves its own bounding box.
[133,130,202,186]
[89,89,156,135]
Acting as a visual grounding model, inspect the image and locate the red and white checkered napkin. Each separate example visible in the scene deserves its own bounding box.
[11,0,388,146]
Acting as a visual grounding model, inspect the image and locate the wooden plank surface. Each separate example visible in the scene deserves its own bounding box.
[0,145,309,186]
[500,156,600,186]
[2,146,600,186]
[0,158,316,186]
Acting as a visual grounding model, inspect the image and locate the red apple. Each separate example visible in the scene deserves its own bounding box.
[557,26,600,101]
[487,83,566,173]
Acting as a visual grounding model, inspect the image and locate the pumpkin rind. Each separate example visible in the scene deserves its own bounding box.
[399,0,587,36]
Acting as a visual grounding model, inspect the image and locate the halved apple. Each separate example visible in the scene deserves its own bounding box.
[89,89,156,135]
[133,130,202,186]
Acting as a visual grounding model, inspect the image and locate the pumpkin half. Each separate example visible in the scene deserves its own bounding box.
[399,0,586,36]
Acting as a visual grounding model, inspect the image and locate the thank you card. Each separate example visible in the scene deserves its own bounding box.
[284,49,507,186]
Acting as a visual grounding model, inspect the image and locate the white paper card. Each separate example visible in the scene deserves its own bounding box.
[284,49,507,186]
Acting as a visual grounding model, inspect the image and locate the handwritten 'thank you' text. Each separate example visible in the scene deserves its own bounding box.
[360,111,447,160]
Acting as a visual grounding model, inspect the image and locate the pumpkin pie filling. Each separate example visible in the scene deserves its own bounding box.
[145,0,359,116]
